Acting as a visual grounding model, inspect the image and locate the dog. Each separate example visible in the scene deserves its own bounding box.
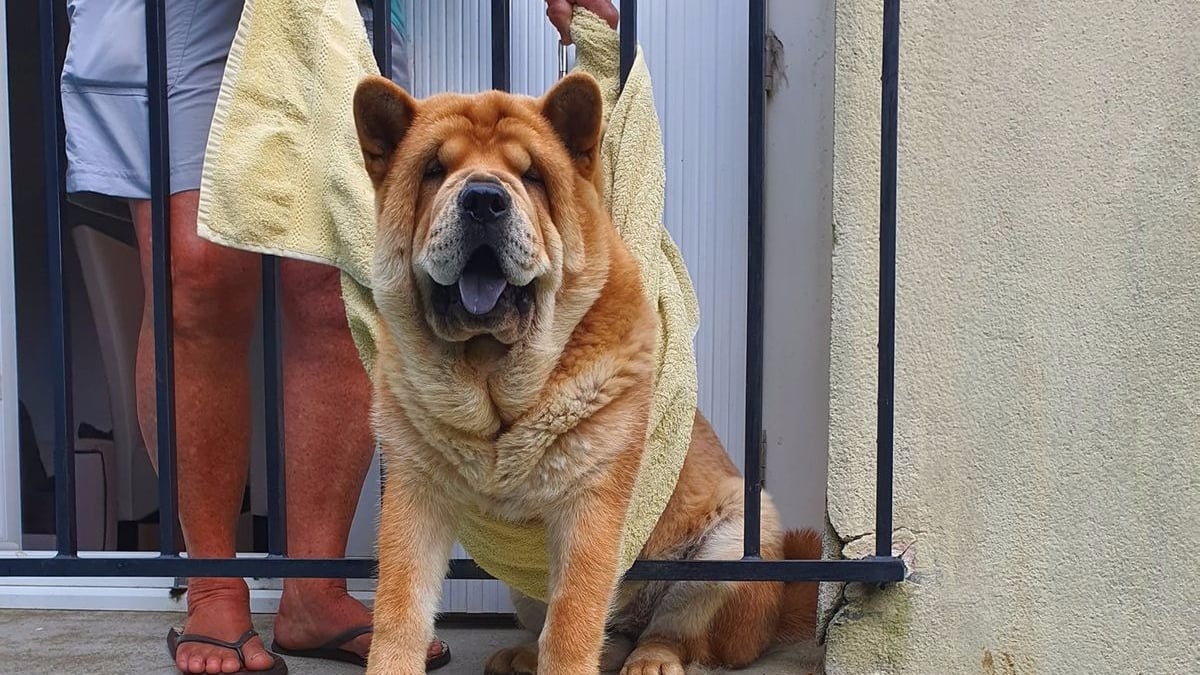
[353,71,821,675]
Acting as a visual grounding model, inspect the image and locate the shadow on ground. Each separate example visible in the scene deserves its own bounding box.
[0,609,823,674]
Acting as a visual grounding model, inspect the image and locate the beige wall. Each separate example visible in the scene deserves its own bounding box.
[824,1,1200,673]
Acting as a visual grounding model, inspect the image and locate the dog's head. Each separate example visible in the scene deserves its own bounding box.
[353,73,605,346]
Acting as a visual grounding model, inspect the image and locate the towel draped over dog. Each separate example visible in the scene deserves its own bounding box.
[196,2,699,602]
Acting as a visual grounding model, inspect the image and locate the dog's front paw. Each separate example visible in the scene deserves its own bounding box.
[484,642,539,675]
[366,655,425,675]
[365,636,426,675]
[620,644,686,675]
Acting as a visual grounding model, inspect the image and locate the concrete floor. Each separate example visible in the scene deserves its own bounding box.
[0,609,823,674]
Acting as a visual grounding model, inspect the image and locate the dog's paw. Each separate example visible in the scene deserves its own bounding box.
[619,658,686,675]
[484,642,539,675]
[619,645,686,675]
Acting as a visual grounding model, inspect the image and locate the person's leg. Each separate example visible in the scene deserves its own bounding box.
[130,192,278,673]
[269,259,373,656]
[269,260,446,663]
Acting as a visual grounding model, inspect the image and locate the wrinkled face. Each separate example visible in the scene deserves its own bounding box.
[416,132,547,334]
[353,73,604,344]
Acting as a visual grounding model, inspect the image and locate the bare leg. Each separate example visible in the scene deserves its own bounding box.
[270,260,446,663]
[130,192,276,673]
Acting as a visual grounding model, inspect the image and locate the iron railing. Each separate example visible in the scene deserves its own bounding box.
[2,0,905,586]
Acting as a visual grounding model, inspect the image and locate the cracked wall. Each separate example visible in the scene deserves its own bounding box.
[823,1,1200,673]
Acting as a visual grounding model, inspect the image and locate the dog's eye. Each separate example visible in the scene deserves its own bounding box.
[523,165,542,184]
[424,158,444,178]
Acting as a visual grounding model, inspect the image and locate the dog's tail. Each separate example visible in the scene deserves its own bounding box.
[775,527,823,644]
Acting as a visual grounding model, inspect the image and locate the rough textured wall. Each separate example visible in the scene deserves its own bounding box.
[825,1,1200,673]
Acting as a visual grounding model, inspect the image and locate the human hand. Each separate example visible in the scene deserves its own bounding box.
[544,0,619,45]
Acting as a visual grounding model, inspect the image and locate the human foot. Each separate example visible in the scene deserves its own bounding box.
[273,580,449,666]
[167,628,285,674]
[170,578,280,673]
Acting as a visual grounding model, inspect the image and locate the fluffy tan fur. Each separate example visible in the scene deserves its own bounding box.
[353,72,820,675]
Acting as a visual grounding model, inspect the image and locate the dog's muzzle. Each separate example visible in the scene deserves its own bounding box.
[420,179,540,326]
[454,181,513,315]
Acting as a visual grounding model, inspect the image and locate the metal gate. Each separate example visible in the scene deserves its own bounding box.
[2,0,905,586]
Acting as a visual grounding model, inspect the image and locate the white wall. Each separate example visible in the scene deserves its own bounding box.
[761,0,835,530]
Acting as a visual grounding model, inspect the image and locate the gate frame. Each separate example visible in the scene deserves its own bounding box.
[1,0,905,586]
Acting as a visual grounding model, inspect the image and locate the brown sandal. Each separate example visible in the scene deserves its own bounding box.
[271,626,452,671]
[167,627,288,674]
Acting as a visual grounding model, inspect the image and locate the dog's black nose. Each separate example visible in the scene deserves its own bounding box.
[459,181,510,225]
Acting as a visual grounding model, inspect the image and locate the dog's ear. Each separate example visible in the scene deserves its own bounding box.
[539,72,604,177]
[354,76,418,188]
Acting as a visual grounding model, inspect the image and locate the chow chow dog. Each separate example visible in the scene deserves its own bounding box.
[353,71,820,675]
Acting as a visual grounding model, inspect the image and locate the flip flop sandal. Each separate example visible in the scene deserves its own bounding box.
[272,626,452,671]
[167,627,288,674]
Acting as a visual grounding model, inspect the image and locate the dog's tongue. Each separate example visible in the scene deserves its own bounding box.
[458,272,508,315]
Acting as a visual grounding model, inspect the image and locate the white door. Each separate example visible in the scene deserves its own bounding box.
[0,0,19,553]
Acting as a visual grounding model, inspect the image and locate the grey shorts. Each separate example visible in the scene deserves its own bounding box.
[60,0,410,200]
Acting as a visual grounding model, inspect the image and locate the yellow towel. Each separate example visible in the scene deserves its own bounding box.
[196,2,699,603]
[197,0,383,374]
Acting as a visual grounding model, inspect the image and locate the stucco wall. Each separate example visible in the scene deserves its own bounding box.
[825,2,1200,673]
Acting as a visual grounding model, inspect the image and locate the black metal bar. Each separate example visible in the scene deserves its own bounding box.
[372,0,392,78]
[619,0,637,91]
[145,0,180,557]
[261,258,287,556]
[490,0,510,91]
[742,0,766,560]
[0,556,907,583]
[255,2,302,558]
[39,0,76,557]
[627,557,906,582]
[876,0,900,560]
